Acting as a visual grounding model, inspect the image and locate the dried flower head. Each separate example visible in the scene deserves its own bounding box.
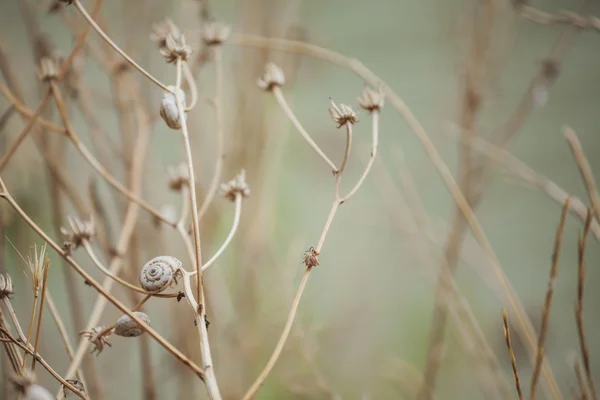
[357,86,385,112]
[0,274,14,299]
[303,246,319,268]
[167,162,190,191]
[61,216,95,248]
[202,21,231,45]
[80,327,111,355]
[63,380,85,398]
[26,244,48,296]
[160,86,187,130]
[160,33,192,64]
[150,18,181,49]
[37,57,58,82]
[257,63,285,91]
[220,169,251,201]
[329,100,358,128]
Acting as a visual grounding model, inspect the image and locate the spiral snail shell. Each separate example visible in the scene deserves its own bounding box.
[139,256,182,293]
[114,312,151,338]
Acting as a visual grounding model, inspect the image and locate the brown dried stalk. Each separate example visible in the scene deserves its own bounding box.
[530,197,570,399]
[0,178,206,379]
[564,126,600,220]
[229,34,561,396]
[502,309,524,400]
[0,0,104,172]
[0,327,88,400]
[31,256,51,372]
[520,5,600,32]
[574,358,590,400]
[72,0,170,91]
[576,211,597,400]
[272,86,339,173]
[242,110,368,398]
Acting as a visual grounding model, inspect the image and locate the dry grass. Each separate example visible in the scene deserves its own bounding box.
[0,0,598,399]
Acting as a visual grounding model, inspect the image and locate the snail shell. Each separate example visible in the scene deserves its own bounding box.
[139,256,182,293]
[114,312,151,338]
[24,384,53,400]
[160,86,187,130]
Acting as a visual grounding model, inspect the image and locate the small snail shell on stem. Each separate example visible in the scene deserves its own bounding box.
[114,312,151,338]
[139,256,182,293]
[160,85,187,130]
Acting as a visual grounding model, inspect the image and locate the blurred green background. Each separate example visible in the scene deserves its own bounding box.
[1,0,600,399]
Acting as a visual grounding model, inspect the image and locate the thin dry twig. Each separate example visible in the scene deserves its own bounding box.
[574,358,590,400]
[502,309,524,400]
[576,210,597,400]
[530,197,570,399]
[520,5,600,32]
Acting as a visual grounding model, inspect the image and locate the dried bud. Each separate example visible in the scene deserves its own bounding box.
[357,86,384,112]
[114,312,151,337]
[38,57,58,81]
[167,162,190,191]
[0,274,14,299]
[63,380,85,398]
[160,86,187,130]
[303,246,319,268]
[220,170,251,201]
[60,216,95,248]
[150,19,181,49]
[329,100,358,128]
[257,63,285,91]
[80,327,111,355]
[202,21,231,45]
[159,33,192,64]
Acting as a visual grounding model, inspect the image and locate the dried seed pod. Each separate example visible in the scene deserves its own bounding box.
[139,256,182,293]
[114,312,151,337]
[160,86,187,130]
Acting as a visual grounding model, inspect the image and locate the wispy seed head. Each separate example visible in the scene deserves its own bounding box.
[257,63,285,91]
[220,170,251,202]
[202,21,231,45]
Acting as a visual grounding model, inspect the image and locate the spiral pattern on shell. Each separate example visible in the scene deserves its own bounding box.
[139,256,182,293]
[114,312,151,338]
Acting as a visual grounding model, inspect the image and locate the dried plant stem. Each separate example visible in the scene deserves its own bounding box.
[73,0,170,92]
[574,359,589,400]
[272,87,338,173]
[564,127,600,219]
[31,258,50,372]
[0,89,52,173]
[0,327,88,400]
[197,193,242,272]
[177,186,196,265]
[82,240,177,298]
[197,49,225,221]
[183,61,198,111]
[230,35,560,394]
[520,5,600,32]
[242,123,355,400]
[448,130,600,240]
[45,294,87,389]
[341,110,378,202]
[47,80,175,227]
[576,211,597,400]
[21,283,40,372]
[0,83,65,134]
[175,58,220,399]
[0,0,103,172]
[502,309,524,400]
[2,299,27,344]
[530,197,570,400]
[0,178,206,380]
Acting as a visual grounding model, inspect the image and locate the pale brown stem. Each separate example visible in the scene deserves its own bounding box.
[73,0,170,92]
[272,87,338,173]
[0,178,206,380]
[183,61,198,111]
[31,257,50,372]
